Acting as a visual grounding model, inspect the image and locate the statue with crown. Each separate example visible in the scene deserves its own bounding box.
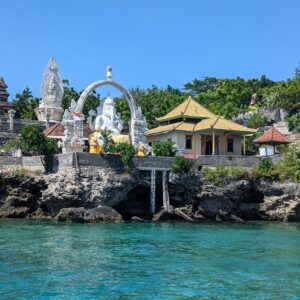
[87,93,131,154]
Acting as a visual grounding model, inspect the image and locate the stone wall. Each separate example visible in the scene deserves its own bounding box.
[53,153,125,172]
[0,156,44,172]
[0,152,285,173]
[195,155,259,168]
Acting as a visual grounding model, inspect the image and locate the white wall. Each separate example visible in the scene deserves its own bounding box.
[147,132,242,155]
[147,132,202,155]
[147,132,178,145]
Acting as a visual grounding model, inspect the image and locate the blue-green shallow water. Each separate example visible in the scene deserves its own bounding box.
[0,221,299,300]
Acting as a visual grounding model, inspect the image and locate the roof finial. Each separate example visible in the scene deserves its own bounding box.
[106,65,112,80]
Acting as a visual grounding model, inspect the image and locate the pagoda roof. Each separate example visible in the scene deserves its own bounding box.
[146,117,257,136]
[253,127,291,145]
[146,121,196,136]
[156,96,216,122]
[194,116,257,134]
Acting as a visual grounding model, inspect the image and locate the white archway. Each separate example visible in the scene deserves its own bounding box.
[61,66,148,153]
[75,79,137,119]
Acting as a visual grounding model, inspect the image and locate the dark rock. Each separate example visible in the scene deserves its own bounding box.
[85,207,123,223]
[57,207,86,222]
[1,166,300,223]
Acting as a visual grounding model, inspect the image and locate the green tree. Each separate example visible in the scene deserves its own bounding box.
[184,76,275,119]
[171,156,193,174]
[12,87,40,120]
[245,113,266,128]
[20,124,59,171]
[152,140,177,157]
[115,85,187,129]
[61,80,101,119]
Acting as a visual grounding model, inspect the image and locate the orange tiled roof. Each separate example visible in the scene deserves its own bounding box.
[253,127,291,144]
[44,123,93,139]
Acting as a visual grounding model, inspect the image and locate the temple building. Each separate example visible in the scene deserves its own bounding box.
[0,77,14,116]
[146,96,257,156]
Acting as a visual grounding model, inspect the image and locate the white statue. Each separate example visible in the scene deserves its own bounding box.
[36,57,64,122]
[88,94,123,135]
[40,57,63,106]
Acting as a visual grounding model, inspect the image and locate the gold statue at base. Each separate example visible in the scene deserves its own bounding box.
[137,142,146,156]
[88,127,103,154]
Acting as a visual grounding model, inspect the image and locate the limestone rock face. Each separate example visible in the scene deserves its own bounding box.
[0,173,46,218]
[40,168,138,216]
[0,169,300,223]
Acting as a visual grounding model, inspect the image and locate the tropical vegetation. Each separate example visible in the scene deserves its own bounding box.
[202,146,300,184]
[10,65,300,134]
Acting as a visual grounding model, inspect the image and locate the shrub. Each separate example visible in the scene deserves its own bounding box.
[245,112,266,128]
[202,164,252,185]
[171,156,193,174]
[152,140,177,157]
[202,164,228,185]
[101,129,115,154]
[276,146,300,181]
[286,111,300,133]
[0,138,20,153]
[114,143,135,169]
[256,157,279,179]
[20,124,59,171]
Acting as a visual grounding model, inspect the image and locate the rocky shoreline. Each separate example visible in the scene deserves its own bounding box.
[0,167,299,223]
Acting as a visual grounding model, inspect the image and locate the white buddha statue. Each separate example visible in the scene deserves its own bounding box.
[88,94,123,135]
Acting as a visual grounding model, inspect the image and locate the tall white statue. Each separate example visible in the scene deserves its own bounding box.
[87,94,123,135]
[35,57,64,123]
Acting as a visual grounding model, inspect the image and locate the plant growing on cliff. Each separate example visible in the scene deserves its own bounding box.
[152,140,177,157]
[171,156,193,174]
[101,129,115,154]
[276,146,300,181]
[114,143,135,170]
[256,157,279,179]
[0,138,20,153]
[20,124,59,171]
[202,164,252,185]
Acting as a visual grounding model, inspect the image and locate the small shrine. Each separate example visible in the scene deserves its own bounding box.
[0,77,14,116]
[253,126,291,156]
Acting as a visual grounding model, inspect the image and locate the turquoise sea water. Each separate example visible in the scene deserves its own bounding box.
[0,220,299,299]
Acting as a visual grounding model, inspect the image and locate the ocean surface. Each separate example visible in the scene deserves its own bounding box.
[0,220,299,300]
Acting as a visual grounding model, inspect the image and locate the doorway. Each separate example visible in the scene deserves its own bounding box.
[205,141,212,155]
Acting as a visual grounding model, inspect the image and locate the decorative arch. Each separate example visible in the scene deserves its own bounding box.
[61,67,148,153]
[75,79,137,119]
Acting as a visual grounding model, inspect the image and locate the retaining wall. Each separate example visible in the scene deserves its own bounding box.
[0,155,44,172]
[0,153,285,173]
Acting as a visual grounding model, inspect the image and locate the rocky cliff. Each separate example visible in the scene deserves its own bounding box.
[0,167,299,223]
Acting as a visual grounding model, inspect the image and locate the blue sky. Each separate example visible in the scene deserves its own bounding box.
[1,0,299,99]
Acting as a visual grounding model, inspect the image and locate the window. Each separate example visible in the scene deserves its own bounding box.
[185,135,193,149]
[227,138,234,153]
